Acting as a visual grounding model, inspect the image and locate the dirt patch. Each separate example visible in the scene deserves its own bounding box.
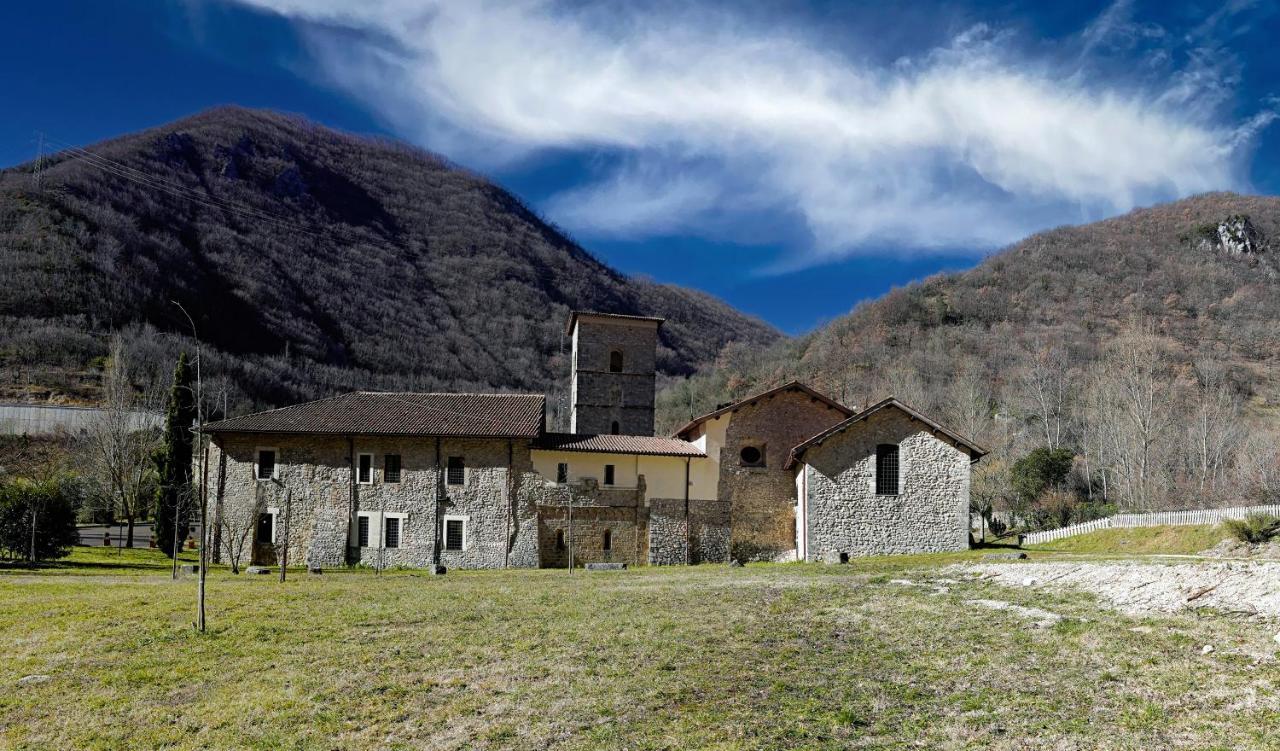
[1200,538,1280,559]
[956,561,1280,618]
[964,598,1063,628]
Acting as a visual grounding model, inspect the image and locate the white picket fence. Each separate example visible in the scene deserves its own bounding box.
[1022,504,1280,546]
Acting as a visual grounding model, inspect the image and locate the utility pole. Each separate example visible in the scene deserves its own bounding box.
[567,488,574,574]
[172,301,207,632]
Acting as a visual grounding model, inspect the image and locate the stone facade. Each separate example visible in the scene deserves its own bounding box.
[207,433,540,570]
[570,315,660,436]
[798,407,972,559]
[712,389,851,561]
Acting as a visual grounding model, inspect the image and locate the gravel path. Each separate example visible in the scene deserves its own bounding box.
[955,560,1280,618]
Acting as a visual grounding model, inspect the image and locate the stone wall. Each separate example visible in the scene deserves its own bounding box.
[532,478,647,567]
[571,317,658,436]
[717,389,850,561]
[800,408,971,559]
[646,498,731,565]
[648,498,688,565]
[208,433,539,571]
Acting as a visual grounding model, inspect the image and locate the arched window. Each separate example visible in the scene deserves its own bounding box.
[602,529,612,551]
[608,350,624,373]
[610,420,620,435]
[556,529,566,550]
[875,444,900,495]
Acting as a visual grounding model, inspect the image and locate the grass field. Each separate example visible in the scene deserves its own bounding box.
[1026,524,1230,556]
[3,546,1280,750]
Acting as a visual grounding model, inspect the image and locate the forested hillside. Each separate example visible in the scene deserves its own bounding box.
[0,107,778,424]
[659,193,1280,516]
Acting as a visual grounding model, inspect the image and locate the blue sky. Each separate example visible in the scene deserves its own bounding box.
[2,1,1277,334]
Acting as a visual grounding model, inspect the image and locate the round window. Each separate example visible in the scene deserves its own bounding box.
[740,445,762,465]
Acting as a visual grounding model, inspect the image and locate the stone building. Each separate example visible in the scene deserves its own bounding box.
[787,398,986,560]
[202,310,984,570]
[675,383,854,561]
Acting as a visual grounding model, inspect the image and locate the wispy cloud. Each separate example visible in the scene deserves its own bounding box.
[228,0,1272,267]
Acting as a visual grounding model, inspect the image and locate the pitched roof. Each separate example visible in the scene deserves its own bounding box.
[532,432,705,457]
[673,381,854,438]
[202,391,545,438]
[565,310,665,335]
[785,397,988,468]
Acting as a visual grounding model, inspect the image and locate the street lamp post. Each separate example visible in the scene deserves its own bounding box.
[172,301,208,633]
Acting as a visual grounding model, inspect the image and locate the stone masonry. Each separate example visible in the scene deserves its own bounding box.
[799,407,971,559]
[570,315,660,436]
[719,389,851,561]
[208,433,540,570]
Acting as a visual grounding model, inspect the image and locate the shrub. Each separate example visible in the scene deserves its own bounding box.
[0,477,83,562]
[1223,513,1280,545]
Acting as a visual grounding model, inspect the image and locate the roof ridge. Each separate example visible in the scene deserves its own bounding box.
[785,396,988,468]
[204,391,356,426]
[673,381,852,437]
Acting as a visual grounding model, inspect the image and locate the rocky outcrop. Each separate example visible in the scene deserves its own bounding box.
[1197,214,1268,255]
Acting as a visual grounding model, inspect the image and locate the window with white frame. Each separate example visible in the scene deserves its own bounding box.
[257,506,280,545]
[357,453,374,484]
[354,511,408,548]
[255,448,278,481]
[443,515,468,551]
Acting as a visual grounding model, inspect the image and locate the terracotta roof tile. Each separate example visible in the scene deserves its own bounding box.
[203,392,545,438]
[533,432,704,457]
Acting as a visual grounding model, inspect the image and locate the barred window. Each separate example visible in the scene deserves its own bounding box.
[876,444,900,496]
[604,464,615,486]
[256,449,276,480]
[444,518,466,551]
[556,462,568,484]
[357,453,373,484]
[447,456,465,485]
[384,454,402,483]
[384,517,401,549]
[357,516,370,547]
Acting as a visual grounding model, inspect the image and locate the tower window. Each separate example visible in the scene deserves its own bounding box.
[875,444,900,496]
[608,350,623,373]
[610,421,620,435]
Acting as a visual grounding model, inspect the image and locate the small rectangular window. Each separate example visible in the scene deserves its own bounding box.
[445,518,465,551]
[384,454,402,483]
[357,516,370,547]
[357,453,373,484]
[256,449,276,480]
[556,462,569,484]
[447,456,465,486]
[876,444,900,496]
[257,512,275,544]
[603,464,615,486]
[384,517,401,549]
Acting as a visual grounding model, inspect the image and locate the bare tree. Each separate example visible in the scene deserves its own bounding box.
[1183,362,1244,504]
[1087,328,1176,512]
[81,337,162,548]
[1019,344,1074,449]
[220,482,265,575]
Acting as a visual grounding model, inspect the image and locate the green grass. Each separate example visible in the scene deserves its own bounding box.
[2,547,1279,749]
[1026,525,1229,556]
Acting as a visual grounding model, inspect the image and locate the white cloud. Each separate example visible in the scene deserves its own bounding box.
[229,0,1270,265]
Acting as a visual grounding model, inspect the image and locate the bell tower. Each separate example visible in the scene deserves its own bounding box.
[567,311,663,436]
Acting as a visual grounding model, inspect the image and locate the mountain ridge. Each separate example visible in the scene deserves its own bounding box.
[0,106,779,423]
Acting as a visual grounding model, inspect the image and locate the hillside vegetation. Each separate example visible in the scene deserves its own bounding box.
[659,194,1280,515]
[0,107,778,422]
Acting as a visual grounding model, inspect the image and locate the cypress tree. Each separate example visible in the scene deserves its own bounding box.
[155,353,196,558]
